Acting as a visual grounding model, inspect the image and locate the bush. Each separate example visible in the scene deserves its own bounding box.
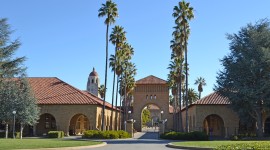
[82,130,131,139]
[48,131,64,138]
[160,131,208,141]
[0,132,20,138]
[215,142,270,150]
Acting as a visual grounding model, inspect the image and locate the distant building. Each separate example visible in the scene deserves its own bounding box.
[86,68,100,98]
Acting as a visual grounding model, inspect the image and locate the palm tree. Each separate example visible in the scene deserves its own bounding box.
[98,84,106,99]
[182,88,199,106]
[109,25,126,130]
[98,0,118,131]
[194,77,206,99]
[173,0,194,132]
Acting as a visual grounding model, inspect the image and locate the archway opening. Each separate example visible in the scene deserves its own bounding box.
[203,114,224,137]
[265,117,270,136]
[69,114,90,135]
[36,113,56,136]
[141,104,161,132]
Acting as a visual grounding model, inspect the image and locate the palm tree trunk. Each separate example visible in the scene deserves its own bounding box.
[115,75,119,130]
[102,22,109,131]
[199,92,201,99]
[184,24,189,133]
[173,94,176,131]
[110,46,118,130]
[178,82,183,132]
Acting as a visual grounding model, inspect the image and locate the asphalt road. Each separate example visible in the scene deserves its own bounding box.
[79,132,175,150]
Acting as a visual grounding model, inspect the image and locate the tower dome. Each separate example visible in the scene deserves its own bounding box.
[87,67,100,97]
[90,68,98,76]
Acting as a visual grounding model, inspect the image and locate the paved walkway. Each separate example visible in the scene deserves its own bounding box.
[76,132,175,150]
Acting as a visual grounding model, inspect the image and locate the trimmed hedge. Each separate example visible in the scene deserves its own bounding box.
[82,130,131,139]
[0,132,20,138]
[160,131,208,141]
[215,142,270,150]
[48,131,64,138]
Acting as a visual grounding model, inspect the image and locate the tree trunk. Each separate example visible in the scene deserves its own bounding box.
[184,23,189,133]
[115,75,119,130]
[199,92,201,99]
[110,46,117,130]
[178,82,183,132]
[5,123,8,139]
[20,123,24,139]
[256,109,264,138]
[102,21,109,131]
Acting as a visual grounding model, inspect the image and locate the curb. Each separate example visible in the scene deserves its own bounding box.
[21,142,107,150]
[166,143,212,150]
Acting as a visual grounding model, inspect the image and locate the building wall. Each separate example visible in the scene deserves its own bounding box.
[37,104,119,136]
[133,84,172,131]
[182,105,239,137]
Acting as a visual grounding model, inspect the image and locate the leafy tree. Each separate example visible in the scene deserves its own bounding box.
[215,19,270,138]
[98,0,118,131]
[194,77,206,99]
[142,109,151,126]
[0,18,39,139]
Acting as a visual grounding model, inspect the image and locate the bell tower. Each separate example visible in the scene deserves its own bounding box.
[87,68,100,97]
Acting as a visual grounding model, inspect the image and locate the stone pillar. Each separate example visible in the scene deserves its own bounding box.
[225,127,228,138]
[126,119,134,137]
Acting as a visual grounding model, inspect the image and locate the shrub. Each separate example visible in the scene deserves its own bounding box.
[160,131,208,141]
[82,130,130,139]
[48,131,64,138]
[215,142,270,150]
[0,132,20,138]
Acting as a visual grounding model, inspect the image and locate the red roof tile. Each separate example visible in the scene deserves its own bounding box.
[136,75,167,85]
[193,92,231,105]
[27,77,117,110]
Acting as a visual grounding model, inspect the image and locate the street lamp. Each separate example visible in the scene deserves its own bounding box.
[160,110,164,121]
[128,111,131,120]
[12,110,16,139]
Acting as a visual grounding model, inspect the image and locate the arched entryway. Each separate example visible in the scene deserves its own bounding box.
[264,117,270,135]
[141,104,162,132]
[203,114,224,137]
[69,114,90,135]
[36,113,56,136]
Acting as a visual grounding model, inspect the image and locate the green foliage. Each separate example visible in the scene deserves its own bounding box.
[215,142,270,150]
[215,19,270,137]
[82,130,131,139]
[142,109,151,126]
[160,131,208,141]
[0,132,20,138]
[48,131,64,138]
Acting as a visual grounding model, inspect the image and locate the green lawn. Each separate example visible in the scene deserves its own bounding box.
[0,139,102,150]
[171,141,270,148]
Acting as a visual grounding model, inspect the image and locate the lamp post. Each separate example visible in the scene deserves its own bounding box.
[12,110,16,139]
[128,111,131,120]
[160,110,164,121]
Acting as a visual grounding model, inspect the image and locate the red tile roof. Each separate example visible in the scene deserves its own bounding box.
[193,92,231,105]
[136,75,167,85]
[27,77,117,110]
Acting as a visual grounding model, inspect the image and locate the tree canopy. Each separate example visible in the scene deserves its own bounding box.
[215,19,270,137]
[0,18,39,138]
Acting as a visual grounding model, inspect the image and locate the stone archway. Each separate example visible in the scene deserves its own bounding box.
[203,114,225,137]
[69,114,90,135]
[141,104,162,132]
[133,75,171,132]
[36,113,56,136]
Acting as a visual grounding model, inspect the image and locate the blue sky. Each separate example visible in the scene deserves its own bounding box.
[1,0,269,103]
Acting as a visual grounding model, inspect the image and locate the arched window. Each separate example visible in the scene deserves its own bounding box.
[150,95,152,100]
[154,95,156,99]
[91,79,94,83]
[146,95,148,99]
[96,78,98,83]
